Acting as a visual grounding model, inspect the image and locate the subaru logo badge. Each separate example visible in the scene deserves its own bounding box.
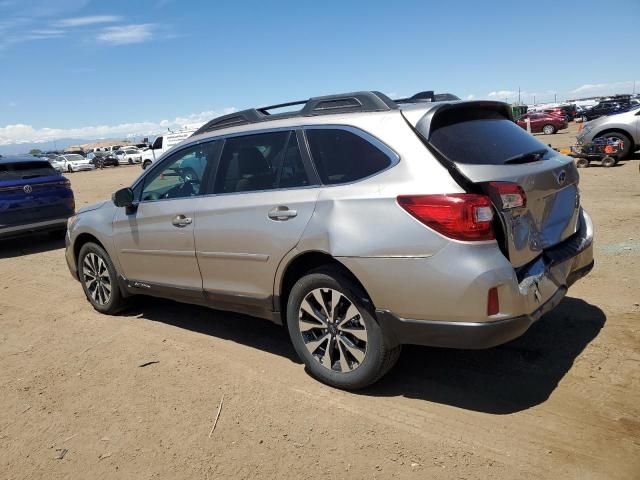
[557,170,566,185]
[23,185,32,194]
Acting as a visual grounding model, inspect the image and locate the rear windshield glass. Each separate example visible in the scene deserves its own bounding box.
[0,161,57,180]
[425,110,551,165]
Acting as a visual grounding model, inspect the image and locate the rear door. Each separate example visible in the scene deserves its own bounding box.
[194,130,318,314]
[0,161,74,229]
[414,103,581,268]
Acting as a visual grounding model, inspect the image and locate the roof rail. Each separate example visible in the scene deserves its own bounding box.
[394,91,461,104]
[192,90,459,137]
[192,91,397,136]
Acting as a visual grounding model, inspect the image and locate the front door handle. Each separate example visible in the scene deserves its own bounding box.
[172,214,192,227]
[268,206,297,221]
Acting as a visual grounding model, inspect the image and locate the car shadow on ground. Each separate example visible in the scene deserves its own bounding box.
[0,233,65,259]
[365,297,605,414]
[122,297,299,362]
[125,295,604,414]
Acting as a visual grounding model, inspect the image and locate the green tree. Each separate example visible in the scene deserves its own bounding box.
[29,148,42,155]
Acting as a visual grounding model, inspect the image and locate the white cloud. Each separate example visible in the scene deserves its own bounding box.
[96,24,155,45]
[0,108,236,146]
[54,15,120,27]
[31,28,65,35]
[569,80,639,97]
[487,90,518,99]
[465,94,475,100]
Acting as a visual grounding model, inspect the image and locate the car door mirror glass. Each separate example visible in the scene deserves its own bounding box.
[112,187,134,207]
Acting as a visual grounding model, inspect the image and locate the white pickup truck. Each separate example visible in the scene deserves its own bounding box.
[141,125,201,169]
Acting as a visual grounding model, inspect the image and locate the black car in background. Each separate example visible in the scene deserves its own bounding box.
[87,151,119,168]
[581,101,631,121]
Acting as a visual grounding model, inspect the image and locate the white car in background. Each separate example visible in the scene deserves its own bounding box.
[56,154,95,173]
[48,156,65,173]
[115,148,142,165]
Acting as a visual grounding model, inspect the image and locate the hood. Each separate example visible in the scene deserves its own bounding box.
[77,200,110,214]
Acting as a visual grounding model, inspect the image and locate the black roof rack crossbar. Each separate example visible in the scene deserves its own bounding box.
[192,90,458,136]
[394,91,460,105]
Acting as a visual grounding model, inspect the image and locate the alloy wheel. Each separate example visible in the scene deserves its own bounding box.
[298,288,368,373]
[82,252,112,305]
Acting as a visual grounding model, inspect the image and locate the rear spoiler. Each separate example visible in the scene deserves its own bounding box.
[413,101,514,140]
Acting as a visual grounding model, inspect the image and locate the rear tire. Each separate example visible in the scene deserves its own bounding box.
[143,161,151,170]
[575,158,590,168]
[601,156,616,168]
[78,242,127,315]
[286,266,400,390]
[67,165,73,173]
[542,124,556,135]
[595,132,632,159]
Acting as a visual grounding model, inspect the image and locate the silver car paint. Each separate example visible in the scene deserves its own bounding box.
[66,102,593,329]
[576,107,640,147]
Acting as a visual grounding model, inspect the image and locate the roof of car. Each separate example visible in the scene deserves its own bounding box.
[0,155,48,164]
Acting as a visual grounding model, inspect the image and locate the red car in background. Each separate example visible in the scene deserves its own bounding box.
[517,112,568,134]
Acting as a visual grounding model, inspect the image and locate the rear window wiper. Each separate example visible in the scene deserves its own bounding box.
[504,149,548,165]
[21,174,43,179]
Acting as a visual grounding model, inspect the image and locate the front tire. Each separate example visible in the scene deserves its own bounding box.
[67,165,73,173]
[542,124,556,135]
[78,242,126,315]
[143,161,151,170]
[286,267,400,390]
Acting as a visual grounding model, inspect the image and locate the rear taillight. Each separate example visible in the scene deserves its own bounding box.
[483,182,526,210]
[397,194,495,241]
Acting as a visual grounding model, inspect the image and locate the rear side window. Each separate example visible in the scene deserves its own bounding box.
[0,161,56,180]
[214,131,310,194]
[425,109,551,165]
[305,129,392,185]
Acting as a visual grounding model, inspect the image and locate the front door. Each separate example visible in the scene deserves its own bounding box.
[194,130,318,316]
[112,141,218,295]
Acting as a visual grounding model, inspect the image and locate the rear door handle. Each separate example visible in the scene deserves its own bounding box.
[172,214,192,227]
[268,206,297,221]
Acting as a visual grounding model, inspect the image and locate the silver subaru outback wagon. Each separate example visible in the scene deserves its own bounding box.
[65,91,594,389]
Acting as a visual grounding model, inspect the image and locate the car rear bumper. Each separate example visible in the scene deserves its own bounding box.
[376,283,572,349]
[342,208,594,349]
[0,217,68,239]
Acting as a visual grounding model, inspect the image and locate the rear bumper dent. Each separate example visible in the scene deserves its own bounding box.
[377,284,571,349]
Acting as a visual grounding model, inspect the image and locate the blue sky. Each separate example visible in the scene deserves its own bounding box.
[1,0,639,147]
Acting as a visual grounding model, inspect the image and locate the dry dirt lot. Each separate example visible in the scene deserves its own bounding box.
[1,128,639,479]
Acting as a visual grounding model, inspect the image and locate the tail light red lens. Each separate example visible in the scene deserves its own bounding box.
[487,287,500,316]
[484,182,527,210]
[397,194,495,241]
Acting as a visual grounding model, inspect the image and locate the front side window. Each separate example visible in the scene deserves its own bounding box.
[141,143,215,201]
[214,130,310,194]
[305,128,392,185]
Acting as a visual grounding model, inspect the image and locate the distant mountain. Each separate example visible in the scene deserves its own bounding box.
[0,139,87,155]
[0,137,154,155]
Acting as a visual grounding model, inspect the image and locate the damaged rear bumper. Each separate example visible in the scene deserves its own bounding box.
[376,208,594,349]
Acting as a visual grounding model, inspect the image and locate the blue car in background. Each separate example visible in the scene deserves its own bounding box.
[0,155,75,239]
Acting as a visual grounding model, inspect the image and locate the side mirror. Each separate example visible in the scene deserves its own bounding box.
[112,187,134,208]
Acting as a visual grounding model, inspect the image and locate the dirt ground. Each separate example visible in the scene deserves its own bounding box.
[1,125,639,479]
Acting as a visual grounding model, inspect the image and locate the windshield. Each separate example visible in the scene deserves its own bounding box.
[0,161,56,180]
[66,154,85,161]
